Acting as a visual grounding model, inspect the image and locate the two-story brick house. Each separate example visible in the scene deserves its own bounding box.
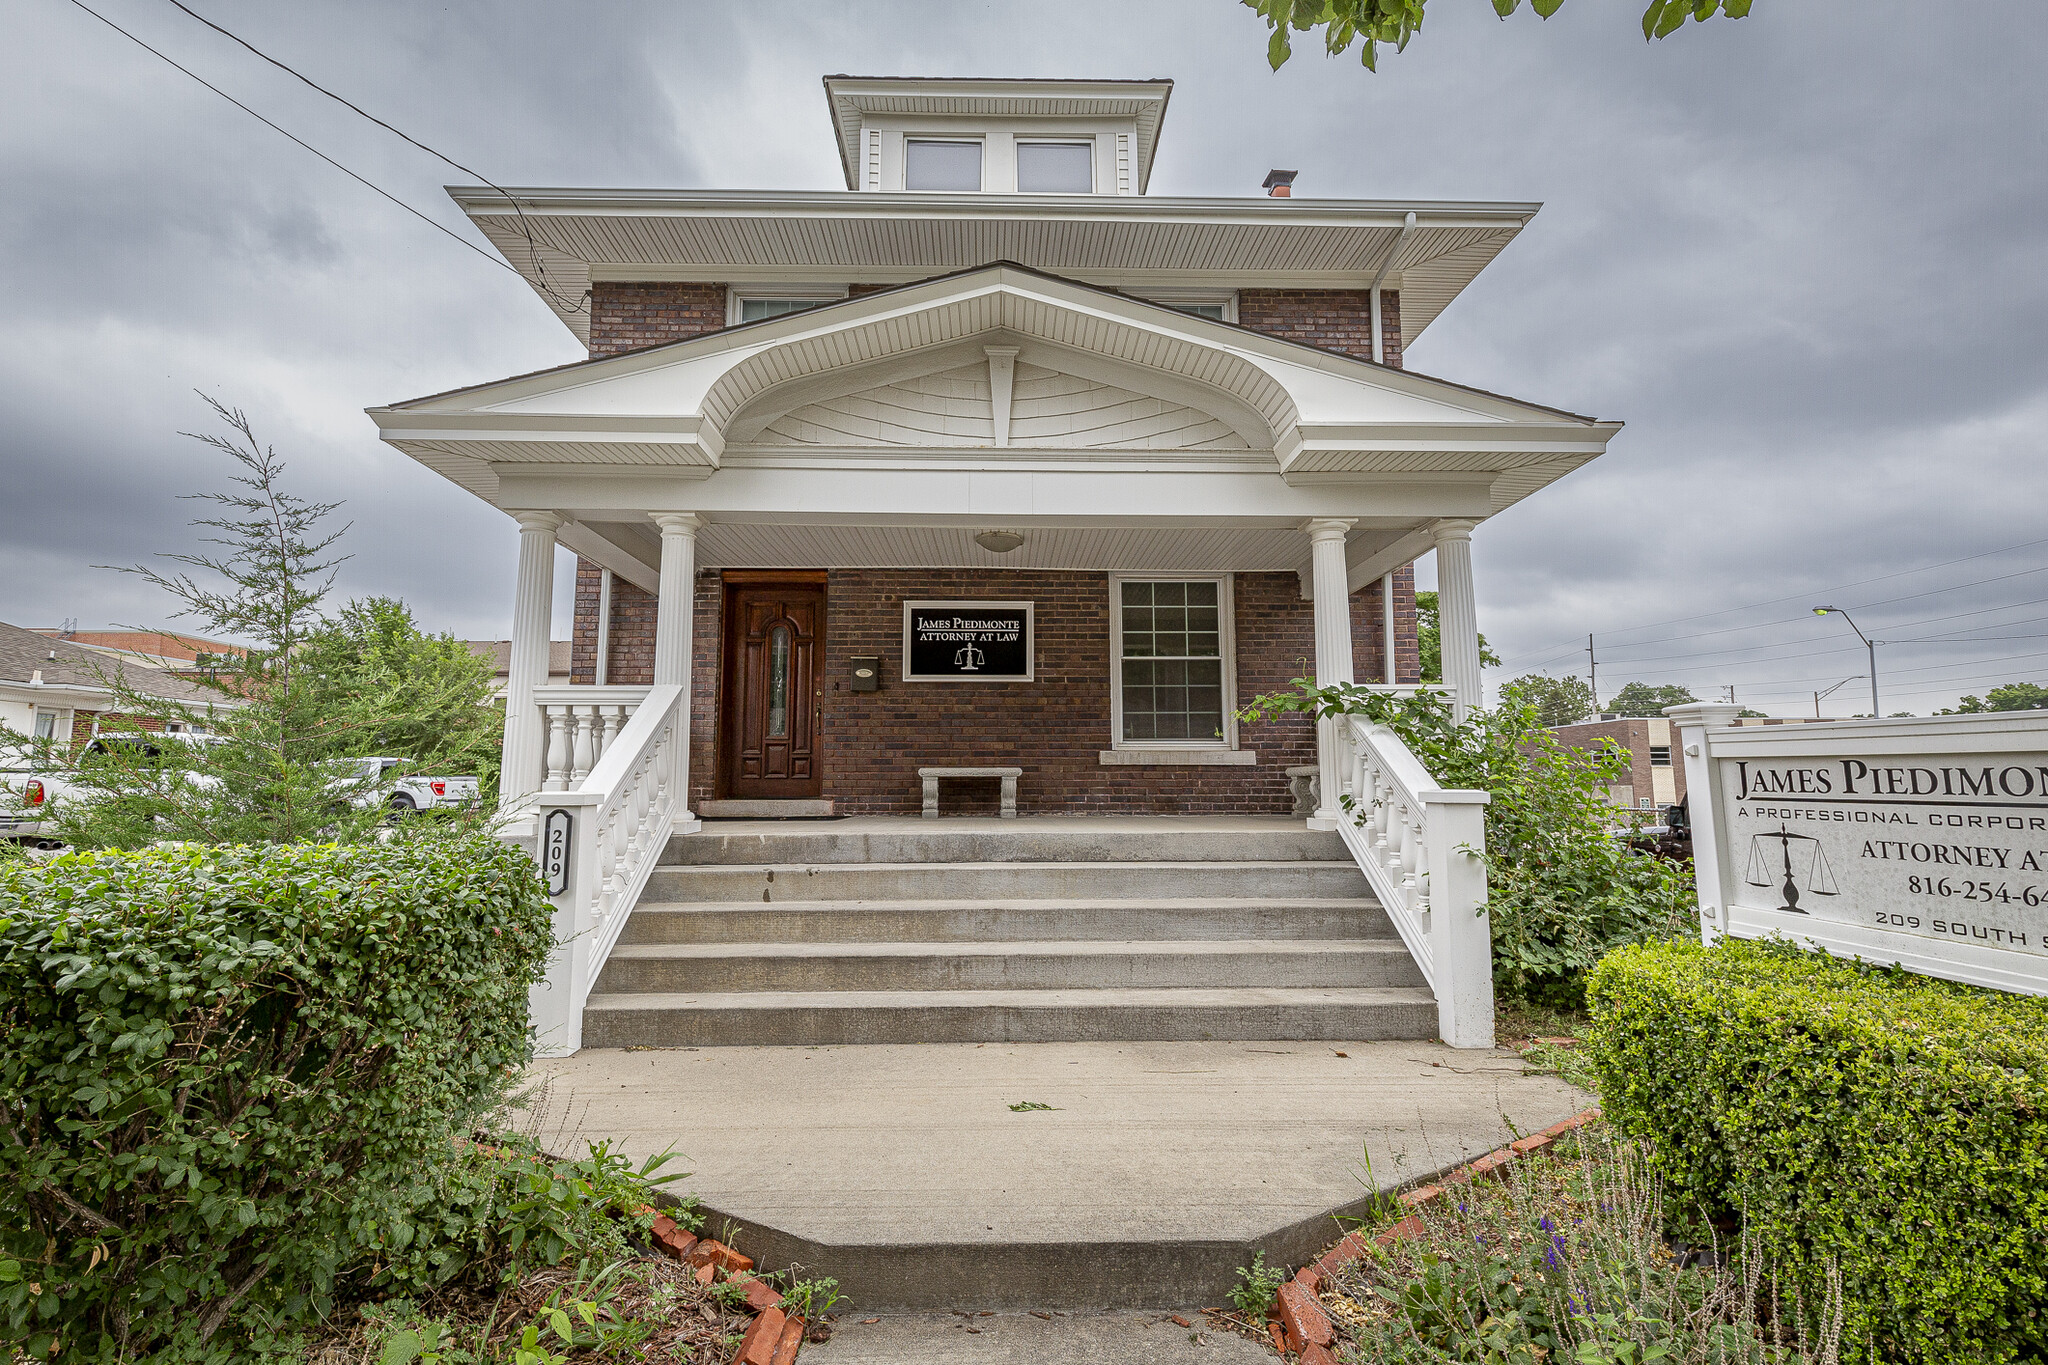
[368,76,1619,1056]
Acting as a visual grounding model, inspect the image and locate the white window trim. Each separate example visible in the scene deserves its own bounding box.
[1014,137,1097,194]
[902,135,986,193]
[1108,572,1238,753]
[1132,289,1239,324]
[726,285,850,327]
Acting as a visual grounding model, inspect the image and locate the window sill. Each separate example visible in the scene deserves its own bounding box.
[1098,748,1256,767]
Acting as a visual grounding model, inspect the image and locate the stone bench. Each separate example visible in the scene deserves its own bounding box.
[919,766,1022,819]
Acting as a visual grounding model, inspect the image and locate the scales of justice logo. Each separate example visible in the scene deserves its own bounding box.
[953,641,986,671]
[1745,824,1840,914]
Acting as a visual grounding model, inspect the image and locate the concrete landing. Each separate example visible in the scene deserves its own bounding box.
[528,1040,1587,1309]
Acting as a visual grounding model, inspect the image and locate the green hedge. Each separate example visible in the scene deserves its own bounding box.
[1587,938,2048,1364]
[0,836,553,1358]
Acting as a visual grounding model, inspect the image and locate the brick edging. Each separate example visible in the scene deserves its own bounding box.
[642,1208,807,1363]
[1268,1107,1603,1363]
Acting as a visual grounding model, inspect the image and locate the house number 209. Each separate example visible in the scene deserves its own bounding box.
[543,809,573,896]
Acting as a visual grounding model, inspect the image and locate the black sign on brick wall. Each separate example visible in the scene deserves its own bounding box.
[902,600,1034,681]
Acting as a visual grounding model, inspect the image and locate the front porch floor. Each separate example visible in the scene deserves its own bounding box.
[527,1039,1588,1309]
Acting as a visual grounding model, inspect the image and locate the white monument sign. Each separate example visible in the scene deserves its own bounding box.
[1669,704,2048,996]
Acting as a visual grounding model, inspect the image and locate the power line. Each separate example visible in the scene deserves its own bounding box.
[1492,532,2048,668]
[154,0,587,317]
[62,0,517,281]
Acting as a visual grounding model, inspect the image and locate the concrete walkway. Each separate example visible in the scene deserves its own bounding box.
[529,1039,1587,1308]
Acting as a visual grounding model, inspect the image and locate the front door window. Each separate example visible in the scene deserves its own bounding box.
[766,625,791,738]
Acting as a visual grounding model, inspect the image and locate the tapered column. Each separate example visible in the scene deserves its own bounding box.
[651,513,702,833]
[502,511,561,813]
[1307,517,1356,831]
[1432,518,1483,721]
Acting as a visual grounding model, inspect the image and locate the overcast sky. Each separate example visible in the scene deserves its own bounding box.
[4,0,2045,715]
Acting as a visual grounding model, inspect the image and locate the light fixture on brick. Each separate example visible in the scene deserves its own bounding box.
[974,529,1025,553]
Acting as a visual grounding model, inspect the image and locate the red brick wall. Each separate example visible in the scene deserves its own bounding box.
[573,565,1427,816]
[1238,289,1402,367]
[1346,562,1421,684]
[587,281,727,358]
[575,561,1423,812]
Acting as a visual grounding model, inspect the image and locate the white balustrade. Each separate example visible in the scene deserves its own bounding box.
[1328,711,1495,1048]
[530,685,652,798]
[523,683,679,1057]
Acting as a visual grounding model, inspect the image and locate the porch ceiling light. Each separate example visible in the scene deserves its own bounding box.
[974,529,1026,554]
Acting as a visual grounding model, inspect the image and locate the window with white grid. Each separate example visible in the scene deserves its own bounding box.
[1113,577,1236,747]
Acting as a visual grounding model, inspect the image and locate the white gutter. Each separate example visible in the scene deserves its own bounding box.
[1370,210,1418,365]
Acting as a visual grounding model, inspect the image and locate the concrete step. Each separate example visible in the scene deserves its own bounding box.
[579,985,1438,1048]
[594,939,1427,994]
[616,896,1394,945]
[665,822,1345,867]
[643,860,1370,903]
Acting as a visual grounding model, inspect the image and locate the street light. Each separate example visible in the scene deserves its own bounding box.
[1814,674,1864,720]
[1812,608,1880,717]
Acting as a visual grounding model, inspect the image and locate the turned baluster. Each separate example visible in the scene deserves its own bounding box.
[597,704,624,765]
[570,705,597,784]
[542,705,573,792]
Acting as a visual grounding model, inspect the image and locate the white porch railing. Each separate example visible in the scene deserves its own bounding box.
[525,683,684,1056]
[1329,713,1495,1048]
[531,685,654,794]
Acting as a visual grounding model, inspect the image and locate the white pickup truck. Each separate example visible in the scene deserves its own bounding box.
[340,757,483,814]
[0,733,222,846]
[1,742,481,844]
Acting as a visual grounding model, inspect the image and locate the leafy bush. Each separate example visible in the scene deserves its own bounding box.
[1587,938,2048,1364]
[348,1136,691,1302]
[1241,686,1695,1001]
[0,836,552,1358]
[1325,1123,1844,1364]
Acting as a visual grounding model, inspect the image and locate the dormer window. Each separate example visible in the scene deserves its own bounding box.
[905,139,982,192]
[1016,141,1093,194]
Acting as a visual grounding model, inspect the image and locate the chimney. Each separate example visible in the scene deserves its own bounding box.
[1262,169,1298,198]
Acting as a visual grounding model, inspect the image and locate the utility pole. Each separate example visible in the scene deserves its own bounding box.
[1586,634,1598,714]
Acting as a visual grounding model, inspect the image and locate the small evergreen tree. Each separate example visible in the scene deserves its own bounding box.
[8,396,497,848]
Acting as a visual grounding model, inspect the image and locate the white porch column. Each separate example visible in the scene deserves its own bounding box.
[501,511,560,814]
[651,513,703,834]
[1432,518,1483,721]
[1307,517,1356,831]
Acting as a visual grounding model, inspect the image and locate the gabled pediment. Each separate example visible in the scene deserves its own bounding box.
[751,355,1250,451]
[369,264,1619,487]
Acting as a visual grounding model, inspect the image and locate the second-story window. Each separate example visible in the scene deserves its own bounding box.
[905,139,982,191]
[1016,141,1093,193]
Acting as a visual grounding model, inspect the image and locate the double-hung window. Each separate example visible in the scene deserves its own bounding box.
[1113,576,1236,748]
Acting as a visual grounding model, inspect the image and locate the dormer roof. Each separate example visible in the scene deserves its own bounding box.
[821,75,1174,193]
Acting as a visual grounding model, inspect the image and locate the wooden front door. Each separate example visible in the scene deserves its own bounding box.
[721,574,825,798]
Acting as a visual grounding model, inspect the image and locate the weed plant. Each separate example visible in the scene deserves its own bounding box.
[1229,1252,1287,1321]
[1325,1126,1845,1364]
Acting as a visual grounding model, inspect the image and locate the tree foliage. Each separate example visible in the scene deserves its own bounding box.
[297,597,503,793]
[1242,685,1694,1003]
[5,397,499,848]
[1943,681,2048,714]
[1244,0,1754,71]
[1605,681,1698,718]
[1415,589,1502,684]
[1498,673,1596,727]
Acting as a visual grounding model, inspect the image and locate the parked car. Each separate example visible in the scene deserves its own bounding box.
[1,732,223,845]
[338,757,482,814]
